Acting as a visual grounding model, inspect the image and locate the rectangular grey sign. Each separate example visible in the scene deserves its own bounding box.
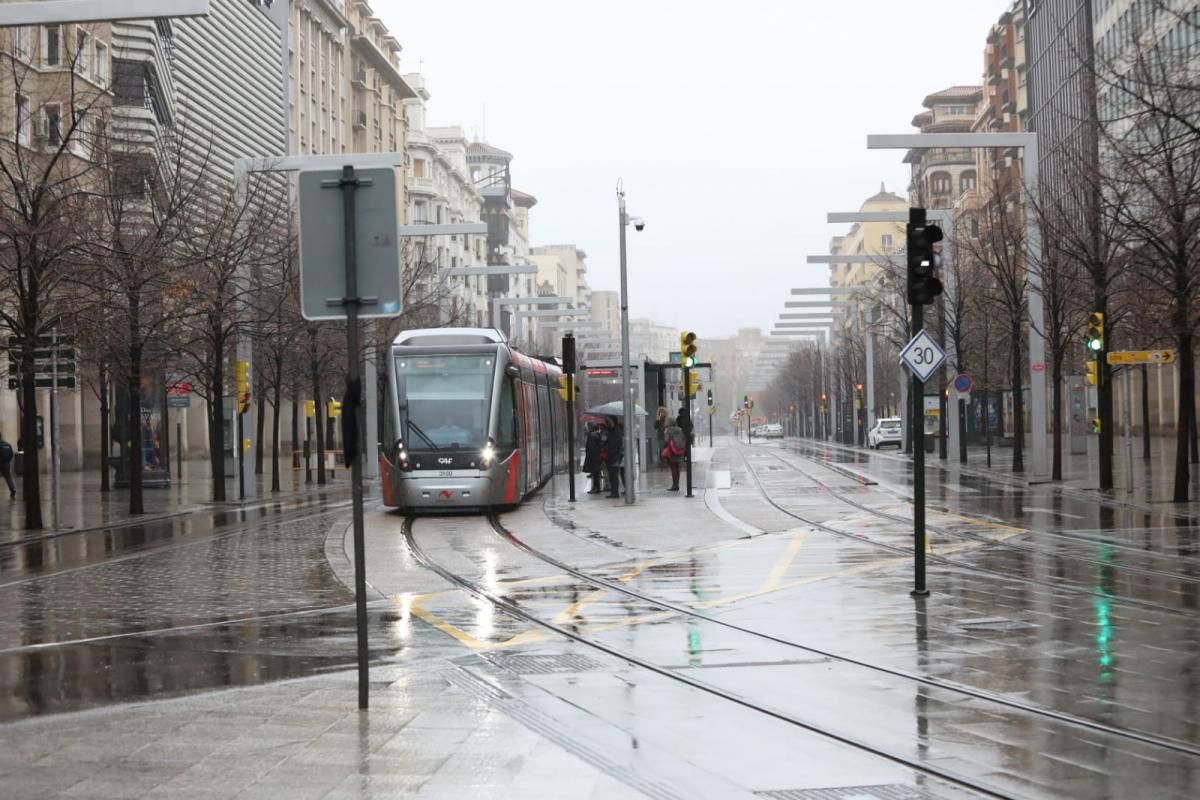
[298,167,402,321]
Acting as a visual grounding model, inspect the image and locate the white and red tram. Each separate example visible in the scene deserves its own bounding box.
[380,328,568,511]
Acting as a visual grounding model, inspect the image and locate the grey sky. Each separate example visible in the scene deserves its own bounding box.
[380,0,1012,338]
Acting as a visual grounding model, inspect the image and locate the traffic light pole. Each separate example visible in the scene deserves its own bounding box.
[563,334,577,503]
[683,363,693,498]
[708,408,713,448]
[911,300,929,597]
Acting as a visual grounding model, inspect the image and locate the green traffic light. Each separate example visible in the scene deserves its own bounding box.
[1088,338,1103,351]
[684,356,696,368]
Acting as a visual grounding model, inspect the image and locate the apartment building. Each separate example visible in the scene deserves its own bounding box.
[905,86,982,210]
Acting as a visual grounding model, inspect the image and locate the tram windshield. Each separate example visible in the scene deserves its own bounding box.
[395,354,495,451]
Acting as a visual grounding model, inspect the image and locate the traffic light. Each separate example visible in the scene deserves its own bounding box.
[235,360,250,413]
[1086,360,1098,386]
[686,372,701,397]
[706,388,714,406]
[680,331,698,367]
[855,383,863,393]
[305,399,315,418]
[1091,417,1102,434]
[557,374,577,401]
[906,208,944,306]
[1086,312,1105,353]
[328,399,342,418]
[743,395,750,408]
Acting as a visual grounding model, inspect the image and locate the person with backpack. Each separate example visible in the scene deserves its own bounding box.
[653,407,670,466]
[0,432,15,498]
[662,416,687,491]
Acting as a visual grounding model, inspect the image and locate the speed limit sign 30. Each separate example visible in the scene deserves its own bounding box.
[899,330,947,382]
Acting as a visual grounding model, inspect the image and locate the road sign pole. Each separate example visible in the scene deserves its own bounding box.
[709,407,713,448]
[684,364,693,498]
[177,408,183,480]
[564,334,577,504]
[910,301,928,597]
[326,164,372,711]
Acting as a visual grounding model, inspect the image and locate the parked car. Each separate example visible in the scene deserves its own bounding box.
[762,423,784,439]
[867,417,903,449]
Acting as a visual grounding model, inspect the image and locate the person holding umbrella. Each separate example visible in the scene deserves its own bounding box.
[604,416,624,498]
[582,422,605,494]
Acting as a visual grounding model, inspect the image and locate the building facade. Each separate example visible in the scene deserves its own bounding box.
[905,86,982,210]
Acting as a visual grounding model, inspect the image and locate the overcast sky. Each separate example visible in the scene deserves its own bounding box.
[378,0,1012,339]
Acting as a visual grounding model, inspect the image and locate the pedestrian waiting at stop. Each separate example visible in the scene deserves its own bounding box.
[605,417,624,498]
[677,407,694,446]
[661,416,687,491]
[653,407,670,466]
[583,423,605,494]
[0,432,14,498]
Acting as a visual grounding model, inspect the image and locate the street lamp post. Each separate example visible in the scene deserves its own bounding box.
[616,182,641,505]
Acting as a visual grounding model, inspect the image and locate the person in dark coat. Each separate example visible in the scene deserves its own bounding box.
[0,432,13,498]
[677,407,694,445]
[605,417,624,498]
[582,423,605,494]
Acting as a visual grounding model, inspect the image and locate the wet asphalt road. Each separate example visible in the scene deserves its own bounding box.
[0,490,412,722]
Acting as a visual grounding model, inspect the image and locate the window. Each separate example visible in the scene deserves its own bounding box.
[44,103,62,147]
[881,234,893,249]
[75,28,88,75]
[961,172,977,192]
[72,112,89,158]
[412,158,425,178]
[94,41,108,86]
[42,25,61,67]
[970,217,980,238]
[930,172,952,195]
[13,27,31,60]
[15,95,30,146]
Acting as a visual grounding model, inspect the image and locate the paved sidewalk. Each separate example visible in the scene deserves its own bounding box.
[0,457,348,539]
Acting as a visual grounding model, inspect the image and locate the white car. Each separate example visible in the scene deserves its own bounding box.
[762,423,784,439]
[868,418,903,449]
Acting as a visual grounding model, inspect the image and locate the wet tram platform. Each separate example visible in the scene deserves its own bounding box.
[2,439,1199,798]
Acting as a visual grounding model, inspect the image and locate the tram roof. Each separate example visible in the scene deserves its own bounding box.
[391,327,506,347]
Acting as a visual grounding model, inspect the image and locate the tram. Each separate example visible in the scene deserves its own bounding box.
[380,328,568,511]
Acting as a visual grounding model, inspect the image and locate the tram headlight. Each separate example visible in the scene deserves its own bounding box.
[481,438,497,468]
[396,439,412,471]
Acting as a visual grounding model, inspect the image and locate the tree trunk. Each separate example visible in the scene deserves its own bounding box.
[1096,291,1114,490]
[291,386,300,489]
[1051,361,1063,481]
[255,374,266,476]
[271,375,282,493]
[127,352,144,515]
[99,363,110,493]
[1010,324,1024,473]
[1141,363,1151,460]
[1174,332,1194,502]
[20,343,43,530]
[208,347,226,502]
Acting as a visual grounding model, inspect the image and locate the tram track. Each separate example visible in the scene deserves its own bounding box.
[402,514,1016,800]
[484,510,1200,760]
[785,438,1200,561]
[767,444,1200,586]
[735,446,1195,617]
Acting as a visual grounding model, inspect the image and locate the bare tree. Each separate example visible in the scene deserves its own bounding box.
[174,172,289,501]
[0,35,109,528]
[960,180,1028,472]
[77,120,213,514]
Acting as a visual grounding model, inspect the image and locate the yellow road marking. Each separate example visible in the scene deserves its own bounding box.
[551,560,653,625]
[758,531,806,593]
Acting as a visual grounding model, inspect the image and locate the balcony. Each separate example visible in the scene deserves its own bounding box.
[1000,47,1014,69]
[351,33,417,99]
[352,110,367,129]
[352,66,368,87]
